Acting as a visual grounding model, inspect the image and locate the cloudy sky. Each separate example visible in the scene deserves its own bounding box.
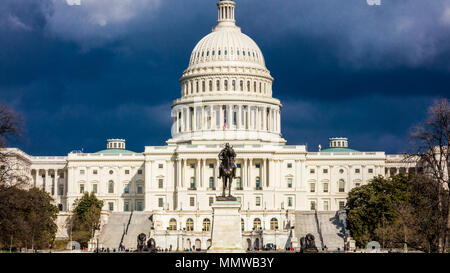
[0,0,449,155]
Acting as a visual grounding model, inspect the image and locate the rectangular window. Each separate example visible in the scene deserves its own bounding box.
[310,201,316,210]
[237,197,241,204]
[159,164,163,169]
[80,170,85,175]
[324,200,329,211]
[288,197,293,207]
[323,169,328,174]
[190,164,195,168]
[190,177,196,189]
[58,185,64,196]
[237,163,241,168]
[138,169,143,175]
[368,168,373,174]
[310,169,315,174]
[124,202,129,212]
[93,170,98,175]
[209,177,214,189]
[125,170,130,175]
[355,183,361,187]
[92,184,97,194]
[287,178,293,188]
[137,184,143,194]
[255,177,261,189]
[79,184,84,194]
[339,201,345,210]
[124,184,129,194]
[190,197,195,207]
[209,163,214,169]
[137,202,143,211]
[255,163,260,168]
[158,198,164,208]
[209,197,214,206]
[255,196,261,206]
[158,179,164,189]
[310,183,315,193]
[355,168,360,174]
[236,177,242,189]
[323,183,329,193]
[287,163,292,168]
[108,202,114,211]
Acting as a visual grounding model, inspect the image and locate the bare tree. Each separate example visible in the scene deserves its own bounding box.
[0,103,28,188]
[410,98,450,253]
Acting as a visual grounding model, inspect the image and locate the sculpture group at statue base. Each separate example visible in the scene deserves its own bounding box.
[207,200,245,253]
[135,233,157,253]
[299,233,319,253]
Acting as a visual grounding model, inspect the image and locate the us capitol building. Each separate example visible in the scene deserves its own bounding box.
[6,0,419,251]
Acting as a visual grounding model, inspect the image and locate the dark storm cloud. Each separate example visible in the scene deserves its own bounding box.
[0,0,448,155]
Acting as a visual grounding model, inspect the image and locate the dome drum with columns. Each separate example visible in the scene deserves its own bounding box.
[168,0,285,145]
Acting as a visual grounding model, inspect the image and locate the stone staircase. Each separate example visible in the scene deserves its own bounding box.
[98,211,153,250]
[316,211,345,251]
[295,211,345,251]
[98,212,132,250]
[121,212,153,250]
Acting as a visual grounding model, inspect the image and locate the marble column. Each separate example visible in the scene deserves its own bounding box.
[248,159,253,188]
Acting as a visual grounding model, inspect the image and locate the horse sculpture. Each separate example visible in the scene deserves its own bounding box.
[136,233,147,252]
[218,143,236,199]
[300,233,318,253]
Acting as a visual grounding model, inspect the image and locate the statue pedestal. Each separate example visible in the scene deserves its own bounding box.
[207,200,245,253]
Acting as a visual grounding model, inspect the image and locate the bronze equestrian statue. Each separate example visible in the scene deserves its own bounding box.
[217,143,237,200]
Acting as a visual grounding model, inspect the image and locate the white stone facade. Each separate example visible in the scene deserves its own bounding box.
[3,1,421,249]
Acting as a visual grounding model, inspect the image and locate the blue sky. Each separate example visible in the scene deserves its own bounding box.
[1,0,449,155]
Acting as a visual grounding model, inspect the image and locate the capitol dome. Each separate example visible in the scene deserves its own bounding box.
[168,0,285,145]
[188,27,266,70]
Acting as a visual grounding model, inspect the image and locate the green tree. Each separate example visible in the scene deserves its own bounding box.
[346,174,409,247]
[0,187,58,250]
[71,192,103,248]
[346,174,446,252]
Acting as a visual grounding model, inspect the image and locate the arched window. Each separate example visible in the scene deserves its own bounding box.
[247,81,250,91]
[202,81,205,92]
[270,218,278,230]
[108,180,114,193]
[339,179,345,192]
[241,218,245,231]
[169,218,177,230]
[232,80,236,91]
[186,218,194,231]
[224,80,228,91]
[209,80,212,91]
[196,81,199,93]
[253,218,261,230]
[203,218,211,231]
[216,80,220,91]
[240,80,243,91]
[254,82,256,92]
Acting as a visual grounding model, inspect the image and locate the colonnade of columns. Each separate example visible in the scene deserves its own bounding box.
[31,168,67,198]
[173,104,281,134]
